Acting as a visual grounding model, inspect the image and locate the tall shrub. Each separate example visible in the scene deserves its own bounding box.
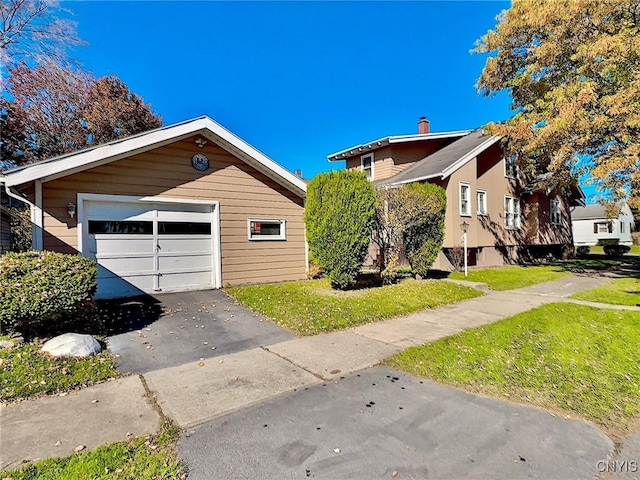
[305,170,376,289]
[401,183,447,277]
[0,251,98,335]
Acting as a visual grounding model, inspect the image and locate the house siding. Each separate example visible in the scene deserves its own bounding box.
[39,136,306,286]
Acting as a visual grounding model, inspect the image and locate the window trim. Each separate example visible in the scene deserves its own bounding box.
[247,218,287,241]
[360,153,374,181]
[550,198,562,225]
[504,155,518,179]
[477,190,487,216]
[459,182,472,217]
[504,195,521,230]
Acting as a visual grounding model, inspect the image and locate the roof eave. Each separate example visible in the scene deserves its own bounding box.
[327,130,471,162]
[2,116,307,198]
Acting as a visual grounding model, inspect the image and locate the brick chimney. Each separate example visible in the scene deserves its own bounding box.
[417,116,430,134]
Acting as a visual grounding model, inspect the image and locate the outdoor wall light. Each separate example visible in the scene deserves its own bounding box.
[67,202,76,218]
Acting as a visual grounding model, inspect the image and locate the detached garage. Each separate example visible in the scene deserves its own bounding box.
[1,116,307,298]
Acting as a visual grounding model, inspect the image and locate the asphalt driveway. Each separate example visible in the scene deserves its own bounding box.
[179,366,613,480]
[108,289,295,373]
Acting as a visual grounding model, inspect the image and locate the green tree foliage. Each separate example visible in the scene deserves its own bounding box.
[401,183,447,277]
[476,0,640,207]
[0,251,97,335]
[305,170,376,289]
[373,183,447,281]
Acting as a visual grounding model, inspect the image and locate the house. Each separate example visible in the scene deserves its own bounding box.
[0,116,307,298]
[328,117,583,270]
[571,203,634,246]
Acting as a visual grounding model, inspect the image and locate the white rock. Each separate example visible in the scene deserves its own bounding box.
[41,333,102,358]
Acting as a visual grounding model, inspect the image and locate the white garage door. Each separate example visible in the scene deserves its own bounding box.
[81,198,219,298]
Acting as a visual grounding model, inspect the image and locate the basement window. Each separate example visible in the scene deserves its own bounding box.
[248,219,287,241]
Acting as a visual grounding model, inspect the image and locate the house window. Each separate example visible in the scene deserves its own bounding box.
[505,155,518,178]
[459,183,471,216]
[504,196,521,229]
[248,219,286,240]
[477,190,487,215]
[550,198,562,225]
[361,153,374,181]
[594,222,612,234]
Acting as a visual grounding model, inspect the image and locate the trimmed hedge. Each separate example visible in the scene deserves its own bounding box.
[305,170,376,289]
[0,251,98,335]
[576,245,590,257]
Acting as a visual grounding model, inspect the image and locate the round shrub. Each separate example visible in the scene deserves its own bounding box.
[0,251,98,335]
[603,244,631,257]
[305,170,376,289]
[576,245,590,257]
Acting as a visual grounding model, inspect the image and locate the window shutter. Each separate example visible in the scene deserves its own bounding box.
[594,223,598,234]
[608,222,613,233]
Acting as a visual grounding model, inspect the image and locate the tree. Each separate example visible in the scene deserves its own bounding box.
[373,183,446,281]
[305,170,376,289]
[402,183,447,278]
[476,0,640,207]
[0,61,162,167]
[0,0,83,72]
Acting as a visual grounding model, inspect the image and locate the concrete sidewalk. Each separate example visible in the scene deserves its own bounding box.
[1,273,635,470]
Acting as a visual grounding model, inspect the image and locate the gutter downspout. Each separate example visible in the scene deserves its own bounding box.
[2,180,42,251]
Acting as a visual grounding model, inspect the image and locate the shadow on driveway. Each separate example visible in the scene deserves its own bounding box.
[107,290,295,374]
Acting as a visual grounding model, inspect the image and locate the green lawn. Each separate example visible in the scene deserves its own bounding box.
[449,265,570,291]
[226,278,482,336]
[571,277,640,306]
[386,303,640,432]
[0,343,119,403]
[3,419,184,480]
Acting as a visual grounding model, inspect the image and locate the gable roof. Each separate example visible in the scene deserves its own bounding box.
[571,203,632,220]
[327,130,471,161]
[1,116,306,198]
[379,129,501,185]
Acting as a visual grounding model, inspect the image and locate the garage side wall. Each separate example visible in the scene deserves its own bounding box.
[40,136,306,285]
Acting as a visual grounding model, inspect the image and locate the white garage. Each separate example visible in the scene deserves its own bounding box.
[79,194,221,298]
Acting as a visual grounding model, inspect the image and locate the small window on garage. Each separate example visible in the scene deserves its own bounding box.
[89,220,153,235]
[248,219,286,240]
[158,222,211,235]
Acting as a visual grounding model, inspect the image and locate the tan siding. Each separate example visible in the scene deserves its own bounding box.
[41,136,306,286]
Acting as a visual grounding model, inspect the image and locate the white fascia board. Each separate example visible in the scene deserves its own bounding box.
[2,116,306,198]
[440,136,502,178]
[327,130,472,161]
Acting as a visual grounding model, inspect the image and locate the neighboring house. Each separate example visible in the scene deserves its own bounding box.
[0,116,307,298]
[571,203,634,246]
[328,117,584,270]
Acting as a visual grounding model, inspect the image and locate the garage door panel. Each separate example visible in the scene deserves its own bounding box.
[86,201,154,221]
[97,256,155,275]
[159,271,213,291]
[158,254,212,271]
[94,237,154,255]
[158,237,212,254]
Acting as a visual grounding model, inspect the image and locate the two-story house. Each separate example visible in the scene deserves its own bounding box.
[328,117,583,270]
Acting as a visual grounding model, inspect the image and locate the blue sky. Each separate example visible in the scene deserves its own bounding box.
[68,1,513,179]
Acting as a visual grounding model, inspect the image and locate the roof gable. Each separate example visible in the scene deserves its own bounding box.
[1,116,306,198]
[379,129,501,185]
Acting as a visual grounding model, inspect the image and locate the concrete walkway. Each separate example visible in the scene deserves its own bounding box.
[1,273,637,471]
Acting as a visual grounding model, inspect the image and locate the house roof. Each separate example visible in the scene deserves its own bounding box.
[572,203,620,220]
[0,116,307,198]
[327,130,471,161]
[378,129,501,185]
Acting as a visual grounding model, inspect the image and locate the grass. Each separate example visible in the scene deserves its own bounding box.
[0,343,119,403]
[386,303,640,433]
[571,276,640,306]
[226,277,482,336]
[449,265,570,290]
[2,418,185,480]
